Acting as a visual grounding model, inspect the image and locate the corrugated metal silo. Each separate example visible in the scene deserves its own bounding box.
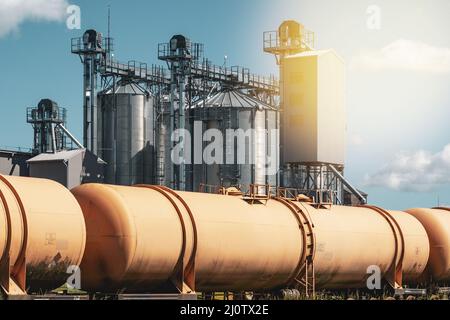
[189,90,279,192]
[97,82,154,185]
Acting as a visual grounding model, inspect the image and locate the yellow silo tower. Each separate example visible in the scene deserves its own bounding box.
[265,21,360,205]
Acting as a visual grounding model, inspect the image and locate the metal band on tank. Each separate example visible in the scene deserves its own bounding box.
[359,205,405,287]
[433,207,450,212]
[0,188,12,270]
[0,176,28,280]
[153,185,198,289]
[273,197,315,287]
[136,185,197,291]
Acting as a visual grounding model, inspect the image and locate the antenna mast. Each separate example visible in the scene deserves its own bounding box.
[107,5,111,59]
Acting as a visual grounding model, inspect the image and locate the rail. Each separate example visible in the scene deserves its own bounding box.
[100,59,170,85]
[190,62,279,93]
[26,107,67,124]
[197,183,336,207]
[72,34,279,93]
[0,146,33,154]
[263,29,315,54]
[71,37,114,54]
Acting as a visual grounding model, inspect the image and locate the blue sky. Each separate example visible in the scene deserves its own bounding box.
[0,0,449,209]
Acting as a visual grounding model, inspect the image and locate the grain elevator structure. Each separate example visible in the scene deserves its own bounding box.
[264,21,365,205]
[7,15,450,302]
[63,20,365,204]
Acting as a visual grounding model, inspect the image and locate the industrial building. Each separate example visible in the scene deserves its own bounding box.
[2,20,447,300]
[0,20,363,205]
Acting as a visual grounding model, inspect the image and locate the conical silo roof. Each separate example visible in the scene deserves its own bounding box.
[100,82,150,95]
[194,90,276,110]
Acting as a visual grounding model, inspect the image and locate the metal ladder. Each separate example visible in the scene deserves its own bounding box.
[293,201,316,299]
[292,238,316,298]
[295,257,315,299]
[275,197,316,299]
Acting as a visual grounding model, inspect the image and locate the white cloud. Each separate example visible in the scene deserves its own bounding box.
[364,144,450,192]
[0,0,69,38]
[351,39,450,74]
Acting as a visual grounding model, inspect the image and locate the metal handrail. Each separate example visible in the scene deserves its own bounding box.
[0,146,32,153]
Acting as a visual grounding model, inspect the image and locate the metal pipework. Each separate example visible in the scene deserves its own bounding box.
[328,164,367,204]
[72,29,106,155]
[178,72,187,191]
[159,35,199,191]
[57,124,84,149]
[83,53,98,154]
[0,175,86,296]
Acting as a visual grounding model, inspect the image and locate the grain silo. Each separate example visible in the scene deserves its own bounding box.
[188,89,279,192]
[97,82,155,185]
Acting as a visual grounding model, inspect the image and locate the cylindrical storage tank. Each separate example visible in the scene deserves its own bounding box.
[72,183,303,293]
[71,184,193,293]
[97,82,155,186]
[176,191,303,291]
[389,210,431,284]
[190,90,279,192]
[0,175,86,292]
[298,204,429,288]
[72,183,429,293]
[406,208,450,283]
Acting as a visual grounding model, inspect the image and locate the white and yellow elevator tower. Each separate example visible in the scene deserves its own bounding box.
[264,21,364,205]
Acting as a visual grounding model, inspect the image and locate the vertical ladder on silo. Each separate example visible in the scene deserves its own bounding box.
[156,103,166,185]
